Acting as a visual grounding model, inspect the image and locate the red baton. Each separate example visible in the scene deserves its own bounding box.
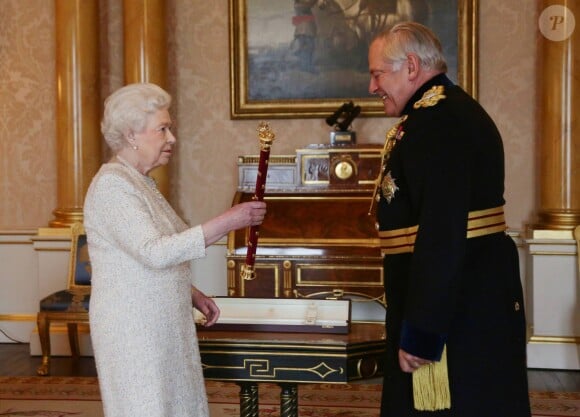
[241,122,276,280]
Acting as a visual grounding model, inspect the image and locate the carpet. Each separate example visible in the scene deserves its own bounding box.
[0,376,578,417]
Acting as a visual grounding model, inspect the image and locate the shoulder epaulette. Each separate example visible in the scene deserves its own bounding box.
[413,85,446,109]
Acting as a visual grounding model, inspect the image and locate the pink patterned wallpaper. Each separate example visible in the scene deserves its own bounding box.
[0,0,57,228]
[0,0,538,231]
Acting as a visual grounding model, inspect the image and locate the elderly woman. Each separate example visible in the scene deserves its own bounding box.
[83,83,266,417]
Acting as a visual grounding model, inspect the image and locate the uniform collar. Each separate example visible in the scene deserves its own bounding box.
[402,73,454,115]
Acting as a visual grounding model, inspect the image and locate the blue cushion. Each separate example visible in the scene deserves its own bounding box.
[73,235,91,286]
[40,290,90,312]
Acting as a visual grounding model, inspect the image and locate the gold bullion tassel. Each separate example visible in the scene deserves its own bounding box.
[412,345,451,411]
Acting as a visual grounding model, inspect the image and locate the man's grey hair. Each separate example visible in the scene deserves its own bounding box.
[374,21,447,73]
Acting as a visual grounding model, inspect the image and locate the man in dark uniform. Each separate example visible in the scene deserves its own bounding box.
[367,22,531,416]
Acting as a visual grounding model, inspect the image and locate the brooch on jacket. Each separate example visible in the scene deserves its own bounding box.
[368,115,407,214]
[381,171,398,203]
[413,85,446,109]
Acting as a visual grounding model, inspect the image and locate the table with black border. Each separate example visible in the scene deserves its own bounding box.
[197,322,386,417]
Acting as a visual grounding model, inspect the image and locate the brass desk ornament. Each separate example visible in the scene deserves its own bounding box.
[240,122,276,280]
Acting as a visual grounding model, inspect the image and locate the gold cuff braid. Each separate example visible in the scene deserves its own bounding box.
[378,206,506,255]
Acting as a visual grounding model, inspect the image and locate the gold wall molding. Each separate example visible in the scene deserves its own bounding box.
[532,1,580,235]
[123,0,169,198]
[0,314,36,322]
[529,335,580,345]
[51,0,101,227]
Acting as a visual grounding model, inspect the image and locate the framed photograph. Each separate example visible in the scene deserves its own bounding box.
[229,0,477,119]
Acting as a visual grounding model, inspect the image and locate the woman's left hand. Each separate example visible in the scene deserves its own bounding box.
[192,288,220,326]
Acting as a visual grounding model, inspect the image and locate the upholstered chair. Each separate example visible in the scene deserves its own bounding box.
[37,223,90,376]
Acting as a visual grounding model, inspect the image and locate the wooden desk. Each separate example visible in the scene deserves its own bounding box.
[197,322,386,417]
[229,145,384,302]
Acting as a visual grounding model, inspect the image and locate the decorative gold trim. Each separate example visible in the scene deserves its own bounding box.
[37,227,73,237]
[67,223,88,290]
[240,265,256,281]
[528,251,576,256]
[466,207,506,238]
[229,0,478,118]
[297,146,383,155]
[199,345,387,358]
[528,335,580,344]
[574,225,580,277]
[295,264,383,287]
[378,225,419,255]
[266,196,372,201]
[0,314,36,322]
[356,358,378,379]
[458,0,478,98]
[238,262,280,297]
[238,155,296,165]
[379,206,504,254]
[202,358,342,379]
[413,86,447,109]
[49,209,85,229]
[31,322,91,333]
[533,213,579,233]
[258,238,380,247]
[0,229,37,235]
[294,289,386,307]
[199,345,348,353]
[327,148,382,154]
[32,247,71,252]
[283,260,293,298]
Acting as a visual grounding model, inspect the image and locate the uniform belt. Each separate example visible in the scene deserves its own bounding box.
[378,206,506,255]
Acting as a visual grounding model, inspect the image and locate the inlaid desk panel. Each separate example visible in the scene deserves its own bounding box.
[197,323,386,417]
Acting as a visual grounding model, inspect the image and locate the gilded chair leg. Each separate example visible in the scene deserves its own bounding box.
[36,313,51,376]
[67,323,80,357]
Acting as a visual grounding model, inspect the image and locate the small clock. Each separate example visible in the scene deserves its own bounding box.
[334,160,354,179]
[331,155,358,182]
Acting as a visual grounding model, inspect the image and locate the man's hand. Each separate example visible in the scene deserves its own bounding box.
[399,348,433,373]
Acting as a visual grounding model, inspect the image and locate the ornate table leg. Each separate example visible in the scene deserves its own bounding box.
[279,383,298,417]
[36,312,51,376]
[238,382,259,417]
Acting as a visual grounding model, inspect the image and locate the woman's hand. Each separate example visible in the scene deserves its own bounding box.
[227,201,267,228]
[192,288,220,327]
[202,201,267,246]
[399,348,433,373]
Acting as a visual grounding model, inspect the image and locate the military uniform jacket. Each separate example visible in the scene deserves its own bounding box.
[377,74,531,416]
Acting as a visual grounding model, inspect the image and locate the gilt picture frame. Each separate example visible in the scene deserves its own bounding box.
[229,0,478,119]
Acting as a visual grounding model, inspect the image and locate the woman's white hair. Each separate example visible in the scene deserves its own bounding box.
[101,83,171,152]
[375,21,447,73]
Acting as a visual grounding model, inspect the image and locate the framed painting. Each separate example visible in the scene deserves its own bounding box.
[229,0,477,119]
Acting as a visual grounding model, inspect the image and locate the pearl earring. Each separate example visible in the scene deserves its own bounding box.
[132,145,138,150]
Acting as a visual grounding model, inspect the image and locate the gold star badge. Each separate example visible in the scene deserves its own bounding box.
[381,171,398,203]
